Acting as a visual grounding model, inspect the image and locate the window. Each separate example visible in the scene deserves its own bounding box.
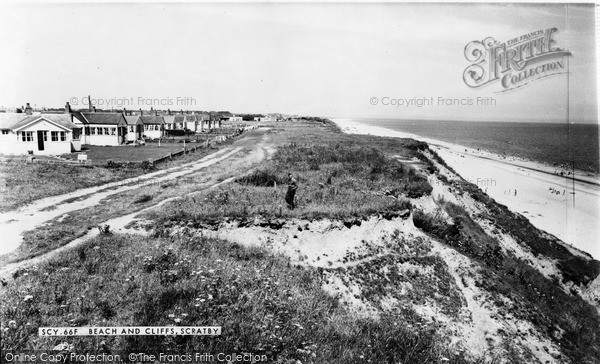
[42,131,47,141]
[1,130,9,135]
[51,131,59,141]
[129,126,134,132]
[73,129,81,140]
[85,127,90,135]
[104,127,109,135]
[110,128,116,136]
[90,127,96,135]
[60,131,66,141]
[21,131,34,142]
[97,127,103,135]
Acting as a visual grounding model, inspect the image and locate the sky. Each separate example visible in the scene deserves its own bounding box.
[0,2,597,123]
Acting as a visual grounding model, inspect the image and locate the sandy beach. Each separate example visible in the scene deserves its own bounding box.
[331,118,600,259]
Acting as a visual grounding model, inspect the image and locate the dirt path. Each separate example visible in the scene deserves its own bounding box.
[0,128,274,276]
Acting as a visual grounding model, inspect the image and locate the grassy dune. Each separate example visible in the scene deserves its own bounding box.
[1,234,472,363]
[144,125,430,224]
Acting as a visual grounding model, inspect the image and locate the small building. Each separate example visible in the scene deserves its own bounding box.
[0,113,82,155]
[163,115,185,131]
[197,113,210,131]
[124,115,144,142]
[185,115,198,132]
[255,115,275,122]
[72,112,128,146]
[209,113,221,129]
[140,115,165,139]
[227,115,243,123]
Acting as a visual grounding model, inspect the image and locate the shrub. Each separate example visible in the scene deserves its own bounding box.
[235,169,284,187]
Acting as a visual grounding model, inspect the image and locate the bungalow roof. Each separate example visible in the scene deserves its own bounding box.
[125,115,143,125]
[140,115,164,125]
[80,112,126,125]
[0,113,78,131]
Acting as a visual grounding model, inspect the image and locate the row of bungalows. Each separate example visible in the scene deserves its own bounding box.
[0,103,227,155]
[162,113,219,135]
[0,112,82,155]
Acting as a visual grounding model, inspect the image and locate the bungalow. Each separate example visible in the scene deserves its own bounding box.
[197,113,210,131]
[255,115,275,122]
[164,115,185,131]
[0,113,82,155]
[72,112,128,146]
[227,115,243,123]
[209,113,221,129]
[124,115,144,142]
[140,115,165,139]
[185,115,198,132]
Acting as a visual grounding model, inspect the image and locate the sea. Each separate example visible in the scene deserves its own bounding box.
[350,119,600,175]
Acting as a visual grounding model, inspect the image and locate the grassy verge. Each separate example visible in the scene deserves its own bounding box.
[1,233,475,364]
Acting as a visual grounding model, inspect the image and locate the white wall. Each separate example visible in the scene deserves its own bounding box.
[185,121,197,132]
[87,124,122,146]
[143,125,163,139]
[127,124,142,142]
[0,118,74,155]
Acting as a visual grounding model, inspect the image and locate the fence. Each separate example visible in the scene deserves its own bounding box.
[149,134,235,167]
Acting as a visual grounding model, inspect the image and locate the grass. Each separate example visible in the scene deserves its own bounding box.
[61,142,212,164]
[145,127,432,224]
[0,160,144,213]
[0,134,239,213]
[0,233,476,364]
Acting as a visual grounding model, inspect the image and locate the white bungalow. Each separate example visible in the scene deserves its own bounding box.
[197,113,210,131]
[140,115,165,139]
[163,115,185,131]
[0,113,81,155]
[185,115,198,132]
[72,112,128,146]
[125,115,144,142]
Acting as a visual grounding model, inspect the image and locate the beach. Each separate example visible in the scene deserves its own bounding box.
[331,118,600,259]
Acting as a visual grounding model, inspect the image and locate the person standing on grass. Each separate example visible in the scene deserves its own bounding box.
[285,173,298,209]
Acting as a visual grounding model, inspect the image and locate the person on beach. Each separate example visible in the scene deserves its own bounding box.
[285,173,298,209]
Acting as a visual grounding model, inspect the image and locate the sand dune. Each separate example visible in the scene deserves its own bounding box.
[331,118,600,259]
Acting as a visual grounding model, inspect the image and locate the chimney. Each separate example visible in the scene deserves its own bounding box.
[25,103,33,115]
[64,102,71,114]
[123,108,127,116]
[139,108,143,116]
[88,95,92,112]
[168,109,171,115]
[93,106,97,113]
